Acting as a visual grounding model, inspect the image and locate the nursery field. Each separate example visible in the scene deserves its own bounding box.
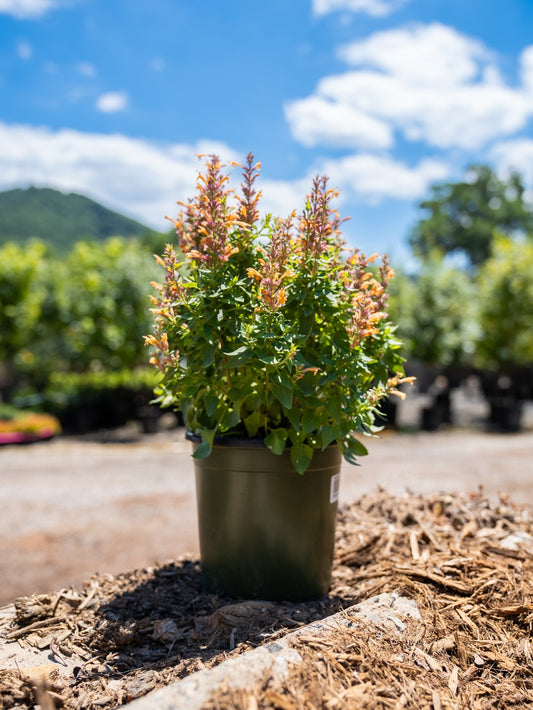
[1,426,533,606]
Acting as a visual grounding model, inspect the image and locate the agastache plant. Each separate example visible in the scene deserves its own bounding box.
[147,154,412,473]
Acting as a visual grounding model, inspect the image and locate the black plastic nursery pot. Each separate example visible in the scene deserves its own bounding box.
[188,435,342,601]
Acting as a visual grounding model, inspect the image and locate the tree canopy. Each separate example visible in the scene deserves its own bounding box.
[476,237,533,371]
[409,165,533,269]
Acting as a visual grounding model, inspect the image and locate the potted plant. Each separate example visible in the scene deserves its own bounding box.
[146,154,410,600]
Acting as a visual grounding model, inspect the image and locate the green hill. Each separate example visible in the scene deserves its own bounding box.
[0,186,162,251]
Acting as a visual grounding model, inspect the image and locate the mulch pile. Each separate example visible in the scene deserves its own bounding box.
[1,488,533,709]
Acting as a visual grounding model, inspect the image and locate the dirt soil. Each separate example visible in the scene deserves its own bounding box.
[1,488,533,709]
[1,426,533,606]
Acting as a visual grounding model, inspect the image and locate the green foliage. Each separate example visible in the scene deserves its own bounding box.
[1,237,162,394]
[388,255,479,368]
[0,240,48,362]
[476,237,533,370]
[0,186,162,252]
[43,368,161,402]
[148,154,408,473]
[409,165,533,269]
[53,238,161,372]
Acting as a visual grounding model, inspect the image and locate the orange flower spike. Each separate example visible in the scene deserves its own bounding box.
[143,335,158,348]
[276,287,287,308]
[187,249,204,261]
[247,267,263,282]
[165,215,179,229]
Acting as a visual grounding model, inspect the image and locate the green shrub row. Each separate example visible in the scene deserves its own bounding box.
[388,238,533,375]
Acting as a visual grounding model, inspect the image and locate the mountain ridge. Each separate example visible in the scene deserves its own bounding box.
[0,186,162,251]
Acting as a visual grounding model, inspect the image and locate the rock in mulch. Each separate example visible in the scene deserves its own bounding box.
[1,488,533,709]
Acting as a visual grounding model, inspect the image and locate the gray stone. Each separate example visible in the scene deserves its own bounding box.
[126,592,421,709]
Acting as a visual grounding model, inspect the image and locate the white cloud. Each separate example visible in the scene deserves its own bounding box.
[285,95,392,149]
[319,153,450,202]
[0,121,454,228]
[520,46,533,90]
[17,40,33,60]
[260,177,311,218]
[338,22,488,86]
[286,23,533,153]
[312,0,408,17]
[490,138,533,187]
[0,0,64,18]
[95,91,129,113]
[0,122,241,229]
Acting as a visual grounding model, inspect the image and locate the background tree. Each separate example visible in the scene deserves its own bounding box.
[47,237,161,374]
[409,165,533,269]
[476,236,533,372]
[8,237,162,394]
[0,241,48,396]
[388,254,479,371]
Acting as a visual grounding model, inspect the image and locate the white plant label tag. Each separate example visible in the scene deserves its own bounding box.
[330,473,340,504]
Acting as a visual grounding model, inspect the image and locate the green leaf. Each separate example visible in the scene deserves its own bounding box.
[202,346,215,367]
[290,444,314,474]
[192,428,216,459]
[244,411,262,437]
[224,345,248,357]
[243,392,262,410]
[346,436,368,457]
[265,427,288,455]
[285,407,301,431]
[159,394,175,408]
[224,345,250,367]
[270,380,293,409]
[205,392,219,417]
[276,371,292,390]
[298,371,321,396]
[219,402,242,429]
[320,423,340,450]
[325,394,342,418]
[302,410,321,436]
[257,350,276,364]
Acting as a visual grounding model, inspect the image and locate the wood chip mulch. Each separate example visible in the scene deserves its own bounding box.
[1,488,533,709]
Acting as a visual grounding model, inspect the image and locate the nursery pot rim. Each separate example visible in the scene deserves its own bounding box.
[185,430,269,448]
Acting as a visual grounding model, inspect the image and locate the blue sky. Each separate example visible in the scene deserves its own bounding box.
[2,0,533,260]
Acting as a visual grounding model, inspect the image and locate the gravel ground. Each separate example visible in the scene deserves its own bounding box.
[1,425,533,606]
